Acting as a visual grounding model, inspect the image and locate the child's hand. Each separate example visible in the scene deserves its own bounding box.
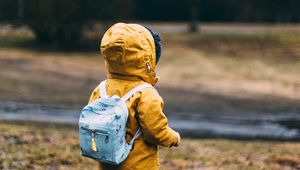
[173,132,181,147]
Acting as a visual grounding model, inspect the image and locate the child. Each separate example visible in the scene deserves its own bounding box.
[88,23,181,170]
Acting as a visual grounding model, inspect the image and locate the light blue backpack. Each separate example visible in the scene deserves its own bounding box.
[79,80,154,165]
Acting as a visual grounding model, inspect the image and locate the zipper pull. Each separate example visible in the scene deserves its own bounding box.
[91,131,97,152]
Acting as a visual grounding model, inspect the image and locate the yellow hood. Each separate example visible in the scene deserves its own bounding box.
[100,23,158,85]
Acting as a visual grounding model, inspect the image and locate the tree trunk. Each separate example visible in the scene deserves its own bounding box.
[189,0,199,33]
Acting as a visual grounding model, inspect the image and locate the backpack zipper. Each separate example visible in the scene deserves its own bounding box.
[80,126,109,134]
[91,131,97,152]
[81,127,110,152]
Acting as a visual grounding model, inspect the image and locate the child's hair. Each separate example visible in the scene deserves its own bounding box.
[143,26,162,64]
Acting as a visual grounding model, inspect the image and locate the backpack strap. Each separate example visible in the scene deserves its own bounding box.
[121,83,154,103]
[99,80,156,150]
[99,80,155,100]
[128,128,141,151]
[121,83,156,150]
[99,80,108,98]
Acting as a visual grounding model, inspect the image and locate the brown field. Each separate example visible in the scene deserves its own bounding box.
[0,24,300,170]
[1,121,300,170]
[0,25,299,114]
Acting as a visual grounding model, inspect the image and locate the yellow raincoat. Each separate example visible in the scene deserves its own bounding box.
[88,23,180,170]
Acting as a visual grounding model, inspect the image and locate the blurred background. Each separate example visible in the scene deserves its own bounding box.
[0,0,300,169]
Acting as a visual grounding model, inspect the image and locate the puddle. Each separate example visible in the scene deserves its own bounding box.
[0,101,299,140]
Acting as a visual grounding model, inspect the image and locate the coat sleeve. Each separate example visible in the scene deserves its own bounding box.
[136,88,180,147]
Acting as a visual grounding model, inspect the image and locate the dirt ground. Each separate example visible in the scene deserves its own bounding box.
[0,25,299,114]
[0,23,300,170]
[1,121,300,170]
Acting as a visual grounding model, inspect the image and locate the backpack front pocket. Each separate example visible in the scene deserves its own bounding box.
[80,127,112,161]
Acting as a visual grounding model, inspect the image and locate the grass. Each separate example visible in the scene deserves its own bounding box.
[1,25,300,170]
[160,32,300,98]
[0,49,104,106]
[1,25,299,114]
[1,121,299,170]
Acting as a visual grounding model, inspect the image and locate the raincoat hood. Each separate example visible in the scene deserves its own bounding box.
[100,23,159,85]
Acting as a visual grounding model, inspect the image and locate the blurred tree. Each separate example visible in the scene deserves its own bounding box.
[189,0,199,32]
[0,0,134,45]
[1,0,299,44]
[0,0,19,21]
[135,0,188,21]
